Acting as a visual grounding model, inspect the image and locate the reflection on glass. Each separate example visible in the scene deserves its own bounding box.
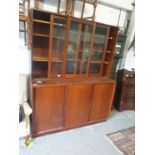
[51,62,63,75]
[91,50,103,61]
[115,42,122,55]
[82,61,88,74]
[66,61,75,74]
[83,48,89,59]
[90,63,101,74]
[52,18,66,61]
[51,18,66,77]
[94,26,107,48]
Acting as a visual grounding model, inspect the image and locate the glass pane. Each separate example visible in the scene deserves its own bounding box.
[89,63,101,74]
[83,48,89,60]
[76,60,81,74]
[66,61,75,74]
[85,25,92,48]
[94,26,107,48]
[52,18,66,61]
[91,50,103,61]
[66,22,79,74]
[82,61,88,74]
[51,62,63,75]
[66,22,93,75]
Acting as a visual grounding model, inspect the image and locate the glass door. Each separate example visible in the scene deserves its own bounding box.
[66,20,93,77]
[89,25,109,75]
[50,15,67,78]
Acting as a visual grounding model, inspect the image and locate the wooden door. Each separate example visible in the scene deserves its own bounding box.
[89,83,115,121]
[65,84,93,128]
[32,86,65,135]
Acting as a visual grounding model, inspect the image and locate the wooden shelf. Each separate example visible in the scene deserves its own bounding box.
[54,23,66,27]
[33,57,48,62]
[104,61,109,65]
[53,36,64,40]
[33,19,50,24]
[33,33,49,38]
[52,58,64,62]
[91,61,102,64]
[67,59,87,62]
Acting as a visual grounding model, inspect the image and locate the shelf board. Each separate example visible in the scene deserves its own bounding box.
[90,61,102,64]
[53,35,64,40]
[67,59,87,62]
[33,33,49,38]
[32,57,48,62]
[33,19,50,24]
[104,61,109,65]
[54,23,66,27]
[52,58,64,62]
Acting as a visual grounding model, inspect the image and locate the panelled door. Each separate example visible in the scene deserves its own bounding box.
[32,86,65,135]
[89,83,115,121]
[65,84,93,128]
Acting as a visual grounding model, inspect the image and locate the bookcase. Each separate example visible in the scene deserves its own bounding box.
[30,9,119,137]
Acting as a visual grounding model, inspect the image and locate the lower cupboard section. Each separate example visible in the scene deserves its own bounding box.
[32,82,115,137]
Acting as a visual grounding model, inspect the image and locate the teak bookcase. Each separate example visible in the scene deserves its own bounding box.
[30,9,119,137]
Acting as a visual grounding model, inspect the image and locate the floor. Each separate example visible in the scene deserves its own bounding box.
[19,110,135,155]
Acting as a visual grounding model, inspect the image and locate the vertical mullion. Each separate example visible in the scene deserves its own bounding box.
[48,15,54,78]
[99,27,110,76]
[86,22,96,77]
[57,0,61,13]
[80,24,88,74]
[74,23,82,74]
[63,17,71,77]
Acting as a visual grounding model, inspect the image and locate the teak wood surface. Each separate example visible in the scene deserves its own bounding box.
[30,9,119,137]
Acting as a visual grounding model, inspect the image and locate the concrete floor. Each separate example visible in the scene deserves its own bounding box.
[19,110,135,155]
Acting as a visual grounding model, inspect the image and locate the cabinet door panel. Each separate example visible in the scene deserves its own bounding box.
[65,85,92,128]
[33,86,65,134]
[89,83,115,121]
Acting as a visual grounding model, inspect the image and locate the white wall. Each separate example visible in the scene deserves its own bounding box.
[19,22,31,74]
[99,0,134,10]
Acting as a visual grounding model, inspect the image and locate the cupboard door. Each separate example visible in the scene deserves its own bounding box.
[66,21,93,76]
[89,25,109,76]
[89,83,115,121]
[50,16,67,78]
[32,86,65,135]
[65,85,93,128]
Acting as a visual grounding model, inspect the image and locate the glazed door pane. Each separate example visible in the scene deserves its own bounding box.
[66,21,93,75]
[51,16,66,77]
[89,26,108,75]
